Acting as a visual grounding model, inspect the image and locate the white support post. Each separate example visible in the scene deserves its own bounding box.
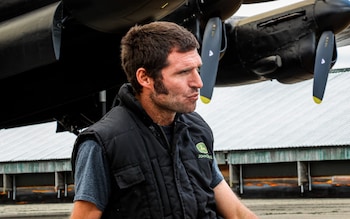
[308,162,312,191]
[3,174,12,199]
[239,164,244,195]
[297,161,308,194]
[55,171,65,199]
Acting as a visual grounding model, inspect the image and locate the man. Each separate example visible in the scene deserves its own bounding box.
[70,21,258,219]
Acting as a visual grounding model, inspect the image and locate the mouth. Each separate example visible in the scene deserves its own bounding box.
[188,93,199,101]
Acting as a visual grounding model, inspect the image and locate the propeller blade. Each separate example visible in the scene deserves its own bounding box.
[200,17,222,104]
[313,31,335,104]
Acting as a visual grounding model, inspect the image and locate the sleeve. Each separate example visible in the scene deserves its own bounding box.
[73,139,111,211]
[210,155,224,188]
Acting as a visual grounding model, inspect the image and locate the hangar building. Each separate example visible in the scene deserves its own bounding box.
[1,70,350,201]
[196,69,350,197]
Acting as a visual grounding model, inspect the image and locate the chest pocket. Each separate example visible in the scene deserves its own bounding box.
[113,165,153,218]
[114,165,145,189]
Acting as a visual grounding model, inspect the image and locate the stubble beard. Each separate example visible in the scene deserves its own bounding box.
[152,78,196,114]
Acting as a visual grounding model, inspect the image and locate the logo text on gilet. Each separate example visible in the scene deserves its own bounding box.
[196,142,213,159]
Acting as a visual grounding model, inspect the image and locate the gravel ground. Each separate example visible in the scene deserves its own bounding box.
[243,198,350,219]
[1,198,350,218]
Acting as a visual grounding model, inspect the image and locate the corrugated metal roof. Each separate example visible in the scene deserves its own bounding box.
[1,71,350,163]
[0,122,76,162]
[196,71,350,151]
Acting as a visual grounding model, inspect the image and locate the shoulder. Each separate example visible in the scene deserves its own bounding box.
[180,112,212,135]
[181,112,209,127]
[74,140,105,171]
[76,139,103,156]
[75,105,136,147]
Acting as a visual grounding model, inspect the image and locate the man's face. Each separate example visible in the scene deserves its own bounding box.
[150,49,203,114]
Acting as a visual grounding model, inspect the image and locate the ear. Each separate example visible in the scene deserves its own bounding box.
[136,68,153,89]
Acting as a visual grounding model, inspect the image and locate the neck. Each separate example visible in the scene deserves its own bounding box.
[136,94,175,126]
[152,112,175,126]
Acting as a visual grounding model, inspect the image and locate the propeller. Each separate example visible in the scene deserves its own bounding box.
[200,17,223,104]
[312,31,335,104]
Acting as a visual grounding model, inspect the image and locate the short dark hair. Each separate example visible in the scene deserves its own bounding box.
[120,21,200,94]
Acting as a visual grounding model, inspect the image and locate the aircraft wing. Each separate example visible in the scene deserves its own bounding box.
[1,0,350,133]
[0,0,187,133]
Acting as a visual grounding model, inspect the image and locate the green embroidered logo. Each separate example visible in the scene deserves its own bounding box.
[196,142,208,154]
[196,142,213,159]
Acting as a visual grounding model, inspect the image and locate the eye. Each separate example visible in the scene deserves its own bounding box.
[180,69,189,74]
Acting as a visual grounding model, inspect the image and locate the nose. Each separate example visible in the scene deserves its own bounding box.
[191,70,203,89]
